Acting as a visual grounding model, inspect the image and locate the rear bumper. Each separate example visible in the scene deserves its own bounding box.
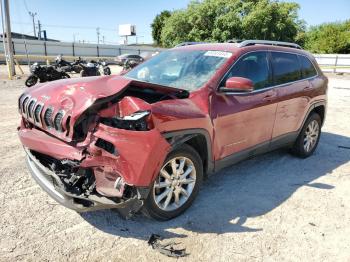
[25,147,143,212]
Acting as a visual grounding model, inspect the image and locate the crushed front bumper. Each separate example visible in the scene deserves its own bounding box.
[25,147,143,213]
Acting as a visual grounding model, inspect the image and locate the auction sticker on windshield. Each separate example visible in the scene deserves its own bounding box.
[204,51,232,58]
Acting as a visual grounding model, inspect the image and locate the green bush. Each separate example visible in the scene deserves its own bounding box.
[304,21,350,54]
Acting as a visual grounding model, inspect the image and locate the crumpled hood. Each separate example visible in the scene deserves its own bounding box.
[19,75,133,142]
[23,75,132,117]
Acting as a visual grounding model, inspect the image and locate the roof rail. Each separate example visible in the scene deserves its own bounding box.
[238,40,301,49]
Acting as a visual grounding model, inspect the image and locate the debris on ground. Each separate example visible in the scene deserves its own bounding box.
[148,234,188,258]
[338,145,350,149]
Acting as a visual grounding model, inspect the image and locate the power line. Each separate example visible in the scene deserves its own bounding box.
[22,0,30,13]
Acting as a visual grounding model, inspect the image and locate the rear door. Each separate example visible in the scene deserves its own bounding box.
[270,51,310,140]
[211,51,278,160]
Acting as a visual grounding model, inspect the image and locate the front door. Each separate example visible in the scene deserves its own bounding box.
[211,51,277,160]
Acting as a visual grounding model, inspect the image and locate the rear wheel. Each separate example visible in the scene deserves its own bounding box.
[291,113,321,158]
[144,144,203,220]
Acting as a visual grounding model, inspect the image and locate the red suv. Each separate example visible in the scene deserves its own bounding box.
[18,40,327,220]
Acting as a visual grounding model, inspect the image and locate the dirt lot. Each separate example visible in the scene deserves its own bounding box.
[0,68,349,261]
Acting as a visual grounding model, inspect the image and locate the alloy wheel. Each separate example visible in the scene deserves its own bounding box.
[303,119,319,152]
[153,157,196,212]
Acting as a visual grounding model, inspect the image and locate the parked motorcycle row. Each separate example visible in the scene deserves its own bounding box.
[25,55,134,87]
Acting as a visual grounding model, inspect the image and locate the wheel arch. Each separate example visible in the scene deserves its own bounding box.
[297,101,326,139]
[162,129,214,176]
[303,101,326,128]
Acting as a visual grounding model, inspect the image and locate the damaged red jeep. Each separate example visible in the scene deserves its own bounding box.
[18,40,327,220]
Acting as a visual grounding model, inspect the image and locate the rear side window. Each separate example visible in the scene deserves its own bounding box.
[222,51,271,90]
[299,55,317,78]
[271,52,302,85]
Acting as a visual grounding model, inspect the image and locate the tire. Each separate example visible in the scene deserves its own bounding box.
[104,67,111,75]
[144,144,203,220]
[291,113,322,158]
[25,75,38,87]
[80,70,88,77]
[73,65,82,74]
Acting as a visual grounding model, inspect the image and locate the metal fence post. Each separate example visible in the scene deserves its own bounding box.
[97,45,99,57]
[44,41,47,56]
[334,55,338,73]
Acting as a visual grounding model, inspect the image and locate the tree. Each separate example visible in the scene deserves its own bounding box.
[304,21,350,54]
[159,0,305,47]
[151,10,171,45]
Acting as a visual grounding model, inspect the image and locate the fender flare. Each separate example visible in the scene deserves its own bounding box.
[299,100,327,132]
[162,128,214,175]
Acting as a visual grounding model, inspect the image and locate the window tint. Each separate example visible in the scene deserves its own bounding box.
[271,52,302,85]
[223,51,270,90]
[299,55,317,78]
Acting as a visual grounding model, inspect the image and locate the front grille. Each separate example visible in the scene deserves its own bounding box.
[54,112,64,131]
[34,104,43,123]
[44,108,54,127]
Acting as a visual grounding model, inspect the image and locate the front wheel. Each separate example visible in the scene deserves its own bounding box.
[25,75,38,87]
[144,144,203,220]
[291,113,322,158]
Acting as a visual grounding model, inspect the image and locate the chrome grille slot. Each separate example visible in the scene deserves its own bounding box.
[27,100,35,118]
[54,111,64,131]
[22,96,29,114]
[44,108,54,127]
[18,94,24,113]
[34,104,43,123]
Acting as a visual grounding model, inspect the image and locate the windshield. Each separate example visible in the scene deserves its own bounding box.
[125,50,232,91]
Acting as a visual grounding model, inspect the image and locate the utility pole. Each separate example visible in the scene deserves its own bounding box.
[37,20,42,40]
[0,0,8,64]
[2,0,15,78]
[102,35,105,44]
[96,27,100,44]
[28,11,37,37]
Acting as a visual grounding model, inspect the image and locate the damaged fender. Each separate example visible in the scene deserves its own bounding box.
[82,123,171,196]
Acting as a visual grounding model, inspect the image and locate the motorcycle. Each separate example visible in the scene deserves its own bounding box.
[98,60,111,75]
[79,60,111,77]
[79,61,100,77]
[55,55,83,74]
[25,62,70,87]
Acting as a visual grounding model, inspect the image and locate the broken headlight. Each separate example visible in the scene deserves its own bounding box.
[100,111,150,131]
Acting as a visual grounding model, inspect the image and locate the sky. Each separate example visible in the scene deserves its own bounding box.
[2,0,350,44]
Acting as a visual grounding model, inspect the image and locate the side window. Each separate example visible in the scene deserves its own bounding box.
[299,55,317,78]
[222,51,271,90]
[271,52,302,85]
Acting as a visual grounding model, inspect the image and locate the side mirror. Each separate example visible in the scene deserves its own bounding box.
[221,77,254,93]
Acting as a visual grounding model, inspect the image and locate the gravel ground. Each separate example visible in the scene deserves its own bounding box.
[0,69,349,261]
